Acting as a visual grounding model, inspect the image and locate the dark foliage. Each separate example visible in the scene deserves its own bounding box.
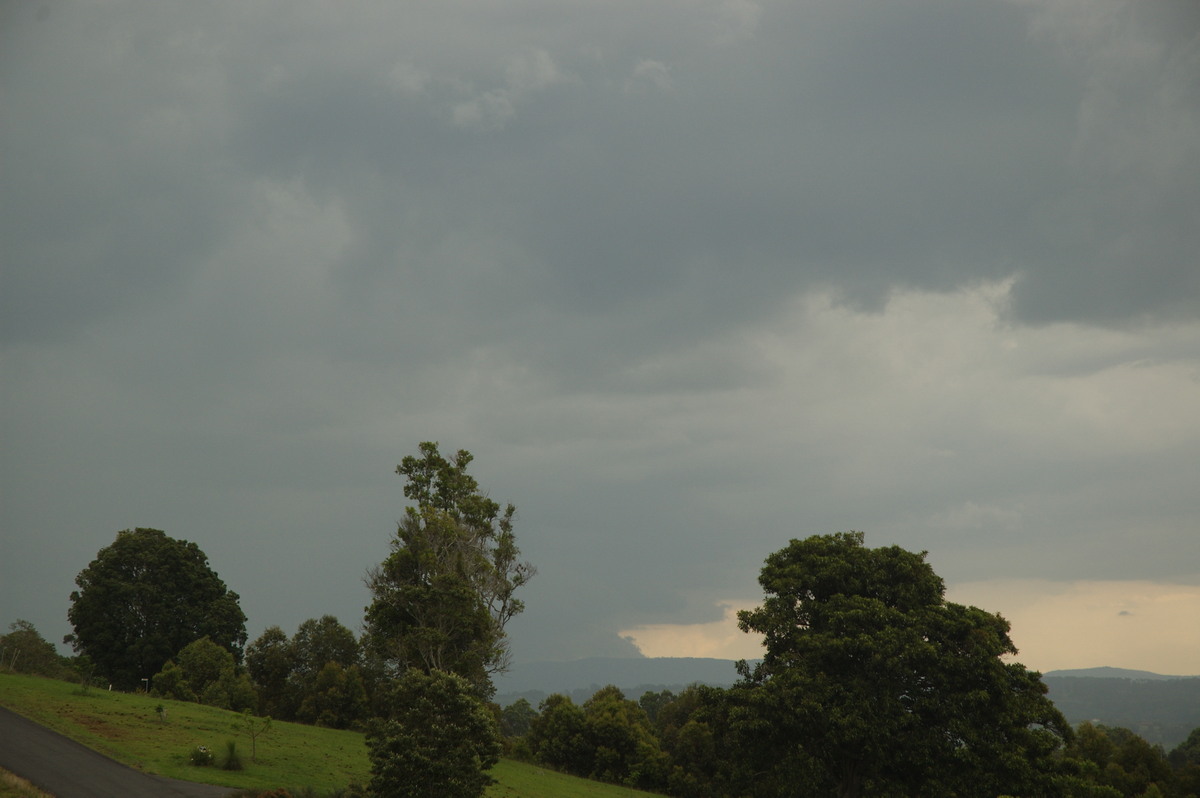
[366,669,501,798]
[364,444,533,697]
[66,528,246,689]
[0,620,75,679]
[731,532,1073,797]
[244,616,370,728]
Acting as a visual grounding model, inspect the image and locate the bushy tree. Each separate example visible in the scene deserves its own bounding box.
[202,664,257,713]
[244,616,370,727]
[648,686,728,798]
[291,616,365,727]
[292,615,360,679]
[364,443,534,694]
[152,659,196,701]
[637,689,676,725]
[176,636,236,695]
[0,620,72,678]
[1169,727,1200,796]
[524,688,668,789]
[66,529,246,689]
[154,636,256,711]
[363,444,530,796]
[733,532,1072,798]
[500,697,537,738]
[582,686,669,789]
[245,625,298,718]
[1067,723,1176,798]
[1168,726,1200,770]
[666,713,722,797]
[527,693,594,775]
[297,661,370,729]
[366,669,502,798]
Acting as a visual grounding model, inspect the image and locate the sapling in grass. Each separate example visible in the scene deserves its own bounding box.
[234,709,272,762]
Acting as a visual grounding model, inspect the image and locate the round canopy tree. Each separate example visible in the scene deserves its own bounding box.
[66,528,247,689]
[732,532,1072,798]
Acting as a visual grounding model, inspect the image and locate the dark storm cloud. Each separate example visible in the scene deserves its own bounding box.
[2,0,1198,666]
[0,4,241,342]
[3,1,1195,349]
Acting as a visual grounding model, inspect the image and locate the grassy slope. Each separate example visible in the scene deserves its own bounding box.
[0,674,661,798]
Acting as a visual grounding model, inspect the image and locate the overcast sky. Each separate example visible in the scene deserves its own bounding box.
[3,0,1199,677]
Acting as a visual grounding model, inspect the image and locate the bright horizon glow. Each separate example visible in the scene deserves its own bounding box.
[948,579,1200,676]
[621,580,1200,675]
[621,602,764,661]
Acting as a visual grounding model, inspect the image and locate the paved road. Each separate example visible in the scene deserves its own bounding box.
[0,705,235,798]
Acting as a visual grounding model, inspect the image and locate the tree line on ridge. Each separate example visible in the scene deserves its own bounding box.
[3,442,1198,797]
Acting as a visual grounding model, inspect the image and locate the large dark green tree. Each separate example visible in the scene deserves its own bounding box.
[364,443,533,798]
[66,528,247,689]
[527,693,594,775]
[582,685,669,788]
[364,443,534,692]
[1068,723,1175,797]
[366,668,502,798]
[245,625,299,718]
[523,687,669,789]
[152,636,256,711]
[291,615,360,679]
[732,532,1072,798]
[289,615,366,727]
[244,616,367,726]
[1170,726,1200,796]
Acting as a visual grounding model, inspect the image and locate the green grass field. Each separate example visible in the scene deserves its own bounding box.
[0,673,661,798]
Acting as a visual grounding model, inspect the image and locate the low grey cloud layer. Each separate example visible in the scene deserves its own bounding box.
[3,0,1198,670]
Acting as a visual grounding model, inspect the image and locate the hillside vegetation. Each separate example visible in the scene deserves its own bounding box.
[1043,674,1200,748]
[0,674,661,798]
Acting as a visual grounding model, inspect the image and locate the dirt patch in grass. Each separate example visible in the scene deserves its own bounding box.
[78,716,134,740]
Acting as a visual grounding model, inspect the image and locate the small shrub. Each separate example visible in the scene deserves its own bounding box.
[221,740,244,771]
[190,745,214,766]
[73,672,96,696]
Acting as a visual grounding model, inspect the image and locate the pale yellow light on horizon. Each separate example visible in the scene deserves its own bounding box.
[621,581,1200,675]
[621,602,764,661]
[948,579,1200,676]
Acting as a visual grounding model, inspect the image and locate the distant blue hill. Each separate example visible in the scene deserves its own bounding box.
[493,656,745,705]
[495,659,1200,750]
[1043,666,1190,681]
[1041,668,1200,748]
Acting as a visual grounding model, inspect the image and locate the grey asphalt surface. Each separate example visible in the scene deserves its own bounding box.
[0,705,236,798]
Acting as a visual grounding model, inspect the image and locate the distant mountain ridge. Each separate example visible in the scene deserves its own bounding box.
[1043,666,1191,681]
[1041,669,1200,748]
[495,658,1200,749]
[497,658,1198,697]
[494,656,745,700]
